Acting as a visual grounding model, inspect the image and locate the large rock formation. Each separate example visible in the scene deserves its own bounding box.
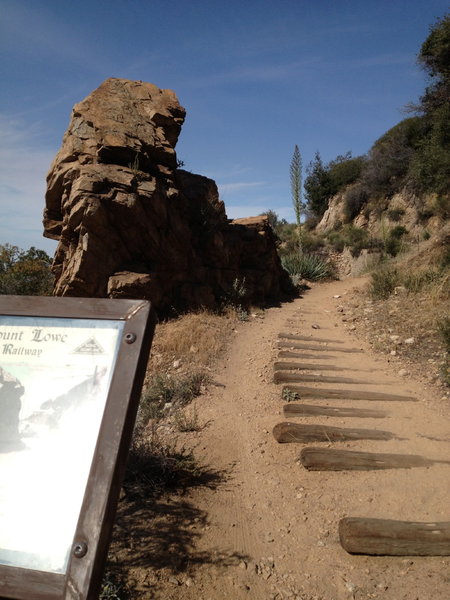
[44,78,291,314]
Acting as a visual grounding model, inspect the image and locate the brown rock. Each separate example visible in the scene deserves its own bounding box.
[44,78,291,314]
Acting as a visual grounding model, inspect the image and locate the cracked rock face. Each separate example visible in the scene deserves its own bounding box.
[44,77,291,314]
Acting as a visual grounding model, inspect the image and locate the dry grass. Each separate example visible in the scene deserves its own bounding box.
[354,229,450,389]
[126,307,241,498]
[148,309,236,374]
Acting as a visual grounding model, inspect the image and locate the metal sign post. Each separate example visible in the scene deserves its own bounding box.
[0,296,155,599]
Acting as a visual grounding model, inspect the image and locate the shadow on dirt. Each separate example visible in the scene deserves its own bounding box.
[105,446,247,596]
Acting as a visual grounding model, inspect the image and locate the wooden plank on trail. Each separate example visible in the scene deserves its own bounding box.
[272,422,395,443]
[339,517,450,556]
[300,448,443,471]
[278,341,362,353]
[282,385,417,402]
[274,371,369,385]
[279,332,345,344]
[278,350,334,360]
[283,404,387,418]
[274,361,348,372]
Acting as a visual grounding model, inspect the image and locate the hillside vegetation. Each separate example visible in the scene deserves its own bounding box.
[302,13,449,238]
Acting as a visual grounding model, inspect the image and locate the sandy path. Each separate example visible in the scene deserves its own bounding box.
[143,278,450,600]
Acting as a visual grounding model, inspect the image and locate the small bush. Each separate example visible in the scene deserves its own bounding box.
[383,226,407,257]
[327,225,376,257]
[282,387,299,402]
[438,316,450,353]
[174,405,201,432]
[433,195,450,220]
[384,237,402,257]
[301,231,325,252]
[437,316,450,386]
[370,266,400,299]
[403,269,441,293]
[100,573,130,600]
[343,185,368,222]
[440,244,450,268]
[281,252,332,281]
[328,231,345,253]
[387,208,406,222]
[390,225,408,239]
[139,371,208,425]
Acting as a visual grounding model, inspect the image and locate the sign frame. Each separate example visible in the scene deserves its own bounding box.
[0,296,156,600]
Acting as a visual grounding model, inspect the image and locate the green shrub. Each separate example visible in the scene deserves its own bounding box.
[301,231,325,252]
[384,236,402,257]
[281,252,332,281]
[383,226,408,257]
[327,225,376,257]
[328,231,345,253]
[328,154,366,191]
[369,266,400,299]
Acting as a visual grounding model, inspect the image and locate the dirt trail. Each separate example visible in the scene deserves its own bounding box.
[139,277,450,600]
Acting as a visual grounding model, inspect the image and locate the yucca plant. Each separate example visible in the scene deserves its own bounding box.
[281,251,332,281]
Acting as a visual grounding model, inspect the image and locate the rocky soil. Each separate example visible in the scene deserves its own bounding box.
[107,276,450,600]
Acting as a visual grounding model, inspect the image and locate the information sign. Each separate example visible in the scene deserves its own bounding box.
[0,296,155,600]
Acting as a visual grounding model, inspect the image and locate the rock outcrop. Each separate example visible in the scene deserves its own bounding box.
[44,78,291,314]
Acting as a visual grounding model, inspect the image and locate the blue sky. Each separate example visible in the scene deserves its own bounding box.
[0,0,448,254]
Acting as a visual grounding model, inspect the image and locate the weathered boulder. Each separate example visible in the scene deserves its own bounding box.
[44,78,291,314]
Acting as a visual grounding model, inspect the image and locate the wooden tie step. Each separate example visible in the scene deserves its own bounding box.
[273,422,395,443]
[278,341,362,353]
[282,385,416,402]
[278,350,334,360]
[274,361,368,372]
[339,517,450,556]
[299,448,448,471]
[279,332,345,344]
[274,371,370,385]
[283,403,387,419]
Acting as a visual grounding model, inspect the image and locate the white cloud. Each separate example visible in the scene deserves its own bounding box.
[218,181,265,195]
[0,115,57,252]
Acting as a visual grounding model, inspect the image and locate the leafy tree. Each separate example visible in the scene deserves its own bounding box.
[362,117,424,197]
[409,13,450,194]
[259,210,287,233]
[304,151,365,218]
[418,13,450,112]
[0,244,54,295]
[304,152,332,218]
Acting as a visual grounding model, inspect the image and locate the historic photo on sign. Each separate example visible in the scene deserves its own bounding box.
[0,316,124,574]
